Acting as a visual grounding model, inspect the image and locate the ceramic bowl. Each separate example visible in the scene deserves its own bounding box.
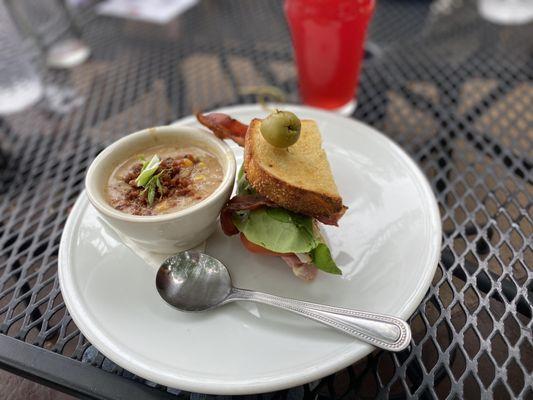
[85,125,236,254]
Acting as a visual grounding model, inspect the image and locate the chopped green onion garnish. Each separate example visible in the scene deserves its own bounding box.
[147,184,156,206]
[136,155,160,187]
[155,173,164,195]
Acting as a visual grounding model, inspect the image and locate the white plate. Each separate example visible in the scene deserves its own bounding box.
[59,104,441,395]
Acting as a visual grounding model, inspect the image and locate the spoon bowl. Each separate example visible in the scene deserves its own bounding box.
[156,251,412,351]
[156,252,232,311]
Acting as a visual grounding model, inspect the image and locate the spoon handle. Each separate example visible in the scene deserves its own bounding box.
[228,288,411,352]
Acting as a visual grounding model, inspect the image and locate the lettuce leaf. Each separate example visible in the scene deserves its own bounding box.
[311,243,342,275]
[237,165,255,195]
[233,208,315,254]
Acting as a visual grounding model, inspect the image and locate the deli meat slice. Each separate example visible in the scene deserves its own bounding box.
[282,254,318,282]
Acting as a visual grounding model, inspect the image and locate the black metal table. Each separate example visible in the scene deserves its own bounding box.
[0,1,531,399]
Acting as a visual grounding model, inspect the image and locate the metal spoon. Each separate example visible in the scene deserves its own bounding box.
[156,251,411,352]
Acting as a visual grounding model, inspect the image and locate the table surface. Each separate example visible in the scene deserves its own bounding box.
[0,1,531,399]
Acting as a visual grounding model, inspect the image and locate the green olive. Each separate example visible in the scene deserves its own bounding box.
[260,110,301,148]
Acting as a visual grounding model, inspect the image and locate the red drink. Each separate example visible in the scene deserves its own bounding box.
[284,0,375,112]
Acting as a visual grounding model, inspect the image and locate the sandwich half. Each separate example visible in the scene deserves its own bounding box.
[197,112,347,281]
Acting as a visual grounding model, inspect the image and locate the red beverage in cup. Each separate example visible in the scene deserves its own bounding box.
[284,0,375,112]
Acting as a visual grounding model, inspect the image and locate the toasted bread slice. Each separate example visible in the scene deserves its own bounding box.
[244,118,344,220]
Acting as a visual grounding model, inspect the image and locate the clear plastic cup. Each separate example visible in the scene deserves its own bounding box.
[0,1,43,114]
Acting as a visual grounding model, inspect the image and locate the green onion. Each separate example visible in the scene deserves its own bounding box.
[135,155,160,187]
[155,173,164,196]
[147,184,156,206]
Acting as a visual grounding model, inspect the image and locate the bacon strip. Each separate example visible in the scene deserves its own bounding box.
[196,112,248,147]
[316,206,348,226]
[220,194,278,235]
[221,194,346,235]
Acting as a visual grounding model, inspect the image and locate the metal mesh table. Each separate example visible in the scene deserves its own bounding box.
[0,0,531,399]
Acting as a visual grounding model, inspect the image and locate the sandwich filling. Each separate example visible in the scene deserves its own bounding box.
[219,166,342,278]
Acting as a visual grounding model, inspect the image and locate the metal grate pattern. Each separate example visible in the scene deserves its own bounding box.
[0,0,531,398]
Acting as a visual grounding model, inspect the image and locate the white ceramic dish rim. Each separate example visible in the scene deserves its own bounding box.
[59,103,442,394]
[84,125,236,223]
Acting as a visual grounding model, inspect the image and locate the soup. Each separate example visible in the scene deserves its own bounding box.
[106,145,223,216]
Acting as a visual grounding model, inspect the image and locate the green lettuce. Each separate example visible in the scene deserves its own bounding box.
[311,243,340,274]
[234,208,315,254]
[237,164,255,195]
[234,165,341,275]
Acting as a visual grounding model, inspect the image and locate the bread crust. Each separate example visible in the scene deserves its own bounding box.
[244,119,344,219]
